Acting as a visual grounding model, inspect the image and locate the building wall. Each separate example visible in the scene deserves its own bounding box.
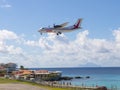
[34,72,62,81]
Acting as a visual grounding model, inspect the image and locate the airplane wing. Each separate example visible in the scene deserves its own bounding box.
[54,22,69,29]
[60,22,69,27]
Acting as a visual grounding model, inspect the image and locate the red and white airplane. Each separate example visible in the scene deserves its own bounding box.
[38,18,82,35]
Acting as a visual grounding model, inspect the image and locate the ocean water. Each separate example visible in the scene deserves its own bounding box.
[30,67,120,89]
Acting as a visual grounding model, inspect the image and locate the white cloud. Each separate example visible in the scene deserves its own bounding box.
[1,28,120,67]
[6,45,23,54]
[0,30,18,40]
[23,28,120,67]
[0,4,11,8]
[0,0,12,8]
[113,28,120,48]
[0,29,22,55]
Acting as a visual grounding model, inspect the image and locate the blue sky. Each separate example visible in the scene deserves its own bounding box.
[1,0,120,37]
[0,0,120,67]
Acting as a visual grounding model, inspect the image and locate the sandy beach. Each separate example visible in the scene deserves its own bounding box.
[0,83,47,90]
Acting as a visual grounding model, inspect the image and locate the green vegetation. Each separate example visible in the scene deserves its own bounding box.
[0,78,99,90]
[0,78,19,83]
[0,78,66,90]
[0,70,6,76]
[20,65,25,70]
[19,65,29,70]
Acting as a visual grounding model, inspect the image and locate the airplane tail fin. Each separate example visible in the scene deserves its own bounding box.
[74,18,82,29]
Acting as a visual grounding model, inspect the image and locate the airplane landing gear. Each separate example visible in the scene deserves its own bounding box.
[57,32,62,35]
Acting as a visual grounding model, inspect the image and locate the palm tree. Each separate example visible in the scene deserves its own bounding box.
[20,65,24,70]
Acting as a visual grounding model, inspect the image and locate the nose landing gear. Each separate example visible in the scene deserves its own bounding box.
[57,32,62,35]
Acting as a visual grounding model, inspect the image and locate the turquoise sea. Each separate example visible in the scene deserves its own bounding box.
[31,67,120,89]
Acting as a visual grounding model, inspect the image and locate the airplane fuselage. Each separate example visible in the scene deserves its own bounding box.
[39,26,80,33]
[38,18,82,35]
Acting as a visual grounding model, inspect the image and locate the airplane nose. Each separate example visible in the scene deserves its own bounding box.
[38,28,42,32]
[38,30,40,32]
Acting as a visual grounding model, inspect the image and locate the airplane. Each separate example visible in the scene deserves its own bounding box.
[38,18,82,35]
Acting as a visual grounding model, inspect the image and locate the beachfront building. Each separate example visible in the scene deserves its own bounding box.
[0,66,5,71]
[12,70,33,80]
[12,70,62,81]
[34,70,62,81]
[0,66,6,77]
[0,63,17,77]
[5,63,17,73]
[0,63,17,72]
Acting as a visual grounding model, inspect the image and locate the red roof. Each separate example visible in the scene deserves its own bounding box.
[12,70,33,75]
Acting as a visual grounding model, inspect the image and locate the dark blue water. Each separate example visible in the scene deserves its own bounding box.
[30,67,120,89]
